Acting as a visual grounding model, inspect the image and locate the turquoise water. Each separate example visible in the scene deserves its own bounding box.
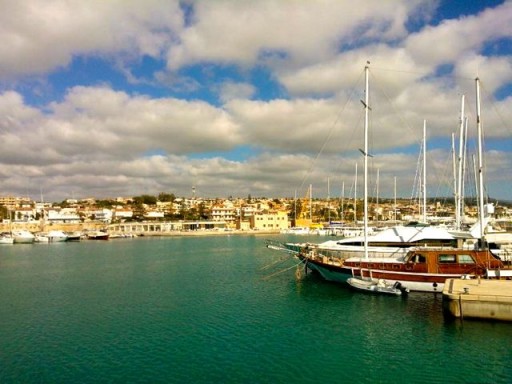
[0,235,511,383]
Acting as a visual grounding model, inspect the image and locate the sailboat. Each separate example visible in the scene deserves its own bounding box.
[280,116,471,259]
[296,70,511,293]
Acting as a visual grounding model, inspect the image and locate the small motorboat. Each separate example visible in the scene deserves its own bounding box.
[0,233,14,244]
[347,277,409,296]
[87,231,109,240]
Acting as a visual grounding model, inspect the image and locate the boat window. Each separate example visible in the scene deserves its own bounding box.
[409,254,426,263]
[458,254,475,264]
[439,254,456,263]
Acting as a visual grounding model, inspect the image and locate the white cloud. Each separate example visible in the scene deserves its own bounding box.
[0,0,511,201]
[166,0,429,70]
[0,0,183,79]
[404,1,512,68]
[219,81,255,103]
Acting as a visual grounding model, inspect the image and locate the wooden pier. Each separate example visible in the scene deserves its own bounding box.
[442,278,512,321]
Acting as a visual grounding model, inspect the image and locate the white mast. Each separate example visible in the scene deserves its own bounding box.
[422,120,427,223]
[456,94,465,230]
[363,63,369,259]
[354,162,357,224]
[376,168,380,223]
[327,177,331,224]
[309,184,312,222]
[475,78,485,246]
[451,132,457,226]
[394,176,397,222]
[341,181,345,222]
[462,117,469,221]
[294,189,297,223]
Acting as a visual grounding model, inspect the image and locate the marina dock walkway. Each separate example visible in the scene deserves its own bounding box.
[442,278,512,321]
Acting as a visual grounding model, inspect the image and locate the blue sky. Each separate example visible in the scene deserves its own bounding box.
[0,0,511,202]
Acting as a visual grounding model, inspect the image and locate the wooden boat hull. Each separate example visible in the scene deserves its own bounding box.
[298,247,508,293]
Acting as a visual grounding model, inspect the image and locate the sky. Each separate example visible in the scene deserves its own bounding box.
[1,0,512,203]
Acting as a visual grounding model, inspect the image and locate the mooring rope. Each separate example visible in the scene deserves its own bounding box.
[261,259,305,280]
[260,255,294,271]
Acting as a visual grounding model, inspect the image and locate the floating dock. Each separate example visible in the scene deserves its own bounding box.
[442,278,512,321]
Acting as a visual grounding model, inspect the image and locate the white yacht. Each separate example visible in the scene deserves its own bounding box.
[47,230,68,242]
[12,230,35,244]
[0,233,14,244]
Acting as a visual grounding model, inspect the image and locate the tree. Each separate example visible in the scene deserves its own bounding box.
[198,202,208,219]
[0,205,8,221]
[158,192,175,202]
[133,195,157,205]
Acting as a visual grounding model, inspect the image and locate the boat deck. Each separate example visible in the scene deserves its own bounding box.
[442,278,512,321]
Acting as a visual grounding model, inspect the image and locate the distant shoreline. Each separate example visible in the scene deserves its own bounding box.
[127,229,281,237]
[1,221,282,238]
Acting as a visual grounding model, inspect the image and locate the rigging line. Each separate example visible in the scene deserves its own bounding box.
[297,69,365,194]
[261,259,304,280]
[369,70,422,149]
[369,65,475,81]
[260,255,295,271]
[332,112,364,178]
[410,144,422,202]
[477,80,501,202]
[484,91,512,136]
[432,148,454,203]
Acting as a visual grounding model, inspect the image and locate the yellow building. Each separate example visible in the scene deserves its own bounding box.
[250,211,288,231]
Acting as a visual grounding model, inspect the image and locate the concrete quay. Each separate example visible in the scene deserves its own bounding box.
[442,278,512,321]
[0,220,280,238]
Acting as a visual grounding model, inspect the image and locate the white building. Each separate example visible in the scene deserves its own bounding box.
[144,211,165,219]
[210,206,237,223]
[93,209,113,223]
[47,208,81,223]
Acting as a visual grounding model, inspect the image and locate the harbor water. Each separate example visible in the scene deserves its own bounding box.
[1,234,511,383]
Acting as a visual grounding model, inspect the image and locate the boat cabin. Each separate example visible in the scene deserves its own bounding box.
[343,248,505,278]
[403,248,503,275]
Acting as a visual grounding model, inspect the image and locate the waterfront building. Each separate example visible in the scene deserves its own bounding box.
[47,208,81,223]
[93,209,113,223]
[113,208,133,220]
[13,207,36,222]
[250,211,288,231]
[144,211,165,219]
[210,204,237,224]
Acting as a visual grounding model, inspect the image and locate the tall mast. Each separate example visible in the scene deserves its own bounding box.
[376,168,380,223]
[363,63,369,259]
[394,176,397,222]
[327,177,331,224]
[475,78,485,246]
[451,132,457,227]
[341,181,345,222]
[309,184,312,222]
[354,163,357,224]
[294,189,297,223]
[462,117,468,222]
[456,94,465,230]
[422,120,427,223]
